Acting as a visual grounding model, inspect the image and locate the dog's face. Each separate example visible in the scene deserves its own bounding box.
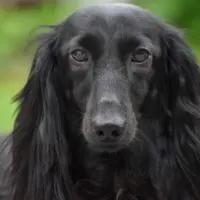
[60,4,161,152]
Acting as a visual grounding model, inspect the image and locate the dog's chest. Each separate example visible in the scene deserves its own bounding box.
[113,170,157,200]
[76,149,157,199]
[73,159,158,200]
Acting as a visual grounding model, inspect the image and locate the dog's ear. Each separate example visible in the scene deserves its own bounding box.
[148,26,200,198]
[164,27,200,197]
[160,26,200,137]
[10,25,72,200]
[142,27,200,117]
[162,27,200,112]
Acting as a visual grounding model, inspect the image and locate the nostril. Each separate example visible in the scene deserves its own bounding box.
[96,130,104,137]
[94,125,122,141]
[111,130,121,137]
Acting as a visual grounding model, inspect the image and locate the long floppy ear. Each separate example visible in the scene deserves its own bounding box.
[10,25,72,200]
[149,26,200,198]
[164,28,200,198]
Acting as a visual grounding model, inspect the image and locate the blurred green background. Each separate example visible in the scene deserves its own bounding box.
[0,0,200,134]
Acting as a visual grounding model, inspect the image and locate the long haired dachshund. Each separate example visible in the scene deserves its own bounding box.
[1,3,200,200]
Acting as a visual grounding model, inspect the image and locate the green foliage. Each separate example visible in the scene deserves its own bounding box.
[0,2,78,61]
[136,0,200,55]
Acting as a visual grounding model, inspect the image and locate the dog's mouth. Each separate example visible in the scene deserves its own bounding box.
[88,142,126,153]
[84,129,136,153]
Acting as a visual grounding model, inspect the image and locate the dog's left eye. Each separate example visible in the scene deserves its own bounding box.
[70,49,89,62]
[131,48,150,63]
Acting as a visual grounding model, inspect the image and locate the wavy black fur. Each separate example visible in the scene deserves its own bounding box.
[1,3,200,200]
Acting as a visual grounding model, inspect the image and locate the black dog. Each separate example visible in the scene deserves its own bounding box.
[1,3,200,200]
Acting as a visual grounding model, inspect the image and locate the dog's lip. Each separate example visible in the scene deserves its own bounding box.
[90,142,124,153]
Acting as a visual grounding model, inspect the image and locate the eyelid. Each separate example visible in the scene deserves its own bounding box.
[135,46,151,52]
[69,46,87,54]
[135,47,152,58]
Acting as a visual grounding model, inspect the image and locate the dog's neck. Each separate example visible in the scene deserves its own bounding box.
[70,137,157,199]
[69,116,167,200]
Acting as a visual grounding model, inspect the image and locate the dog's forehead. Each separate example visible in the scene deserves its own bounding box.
[67,3,157,32]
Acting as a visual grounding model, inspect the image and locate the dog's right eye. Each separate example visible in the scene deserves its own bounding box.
[70,49,89,62]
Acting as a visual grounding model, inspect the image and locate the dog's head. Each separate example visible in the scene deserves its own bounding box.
[60,4,161,152]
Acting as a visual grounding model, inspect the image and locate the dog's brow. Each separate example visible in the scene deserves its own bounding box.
[61,32,104,56]
[78,32,104,55]
[116,34,144,54]
[116,34,158,56]
[118,35,140,45]
[79,32,103,45]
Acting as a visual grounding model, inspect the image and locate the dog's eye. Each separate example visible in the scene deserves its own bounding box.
[131,48,150,63]
[70,49,89,62]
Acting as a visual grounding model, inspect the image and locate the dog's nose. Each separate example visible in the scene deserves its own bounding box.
[93,113,125,141]
[92,92,126,142]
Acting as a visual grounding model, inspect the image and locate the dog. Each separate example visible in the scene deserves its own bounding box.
[1,3,200,200]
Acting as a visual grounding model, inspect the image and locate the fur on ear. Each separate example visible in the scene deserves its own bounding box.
[149,26,200,199]
[10,25,72,200]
